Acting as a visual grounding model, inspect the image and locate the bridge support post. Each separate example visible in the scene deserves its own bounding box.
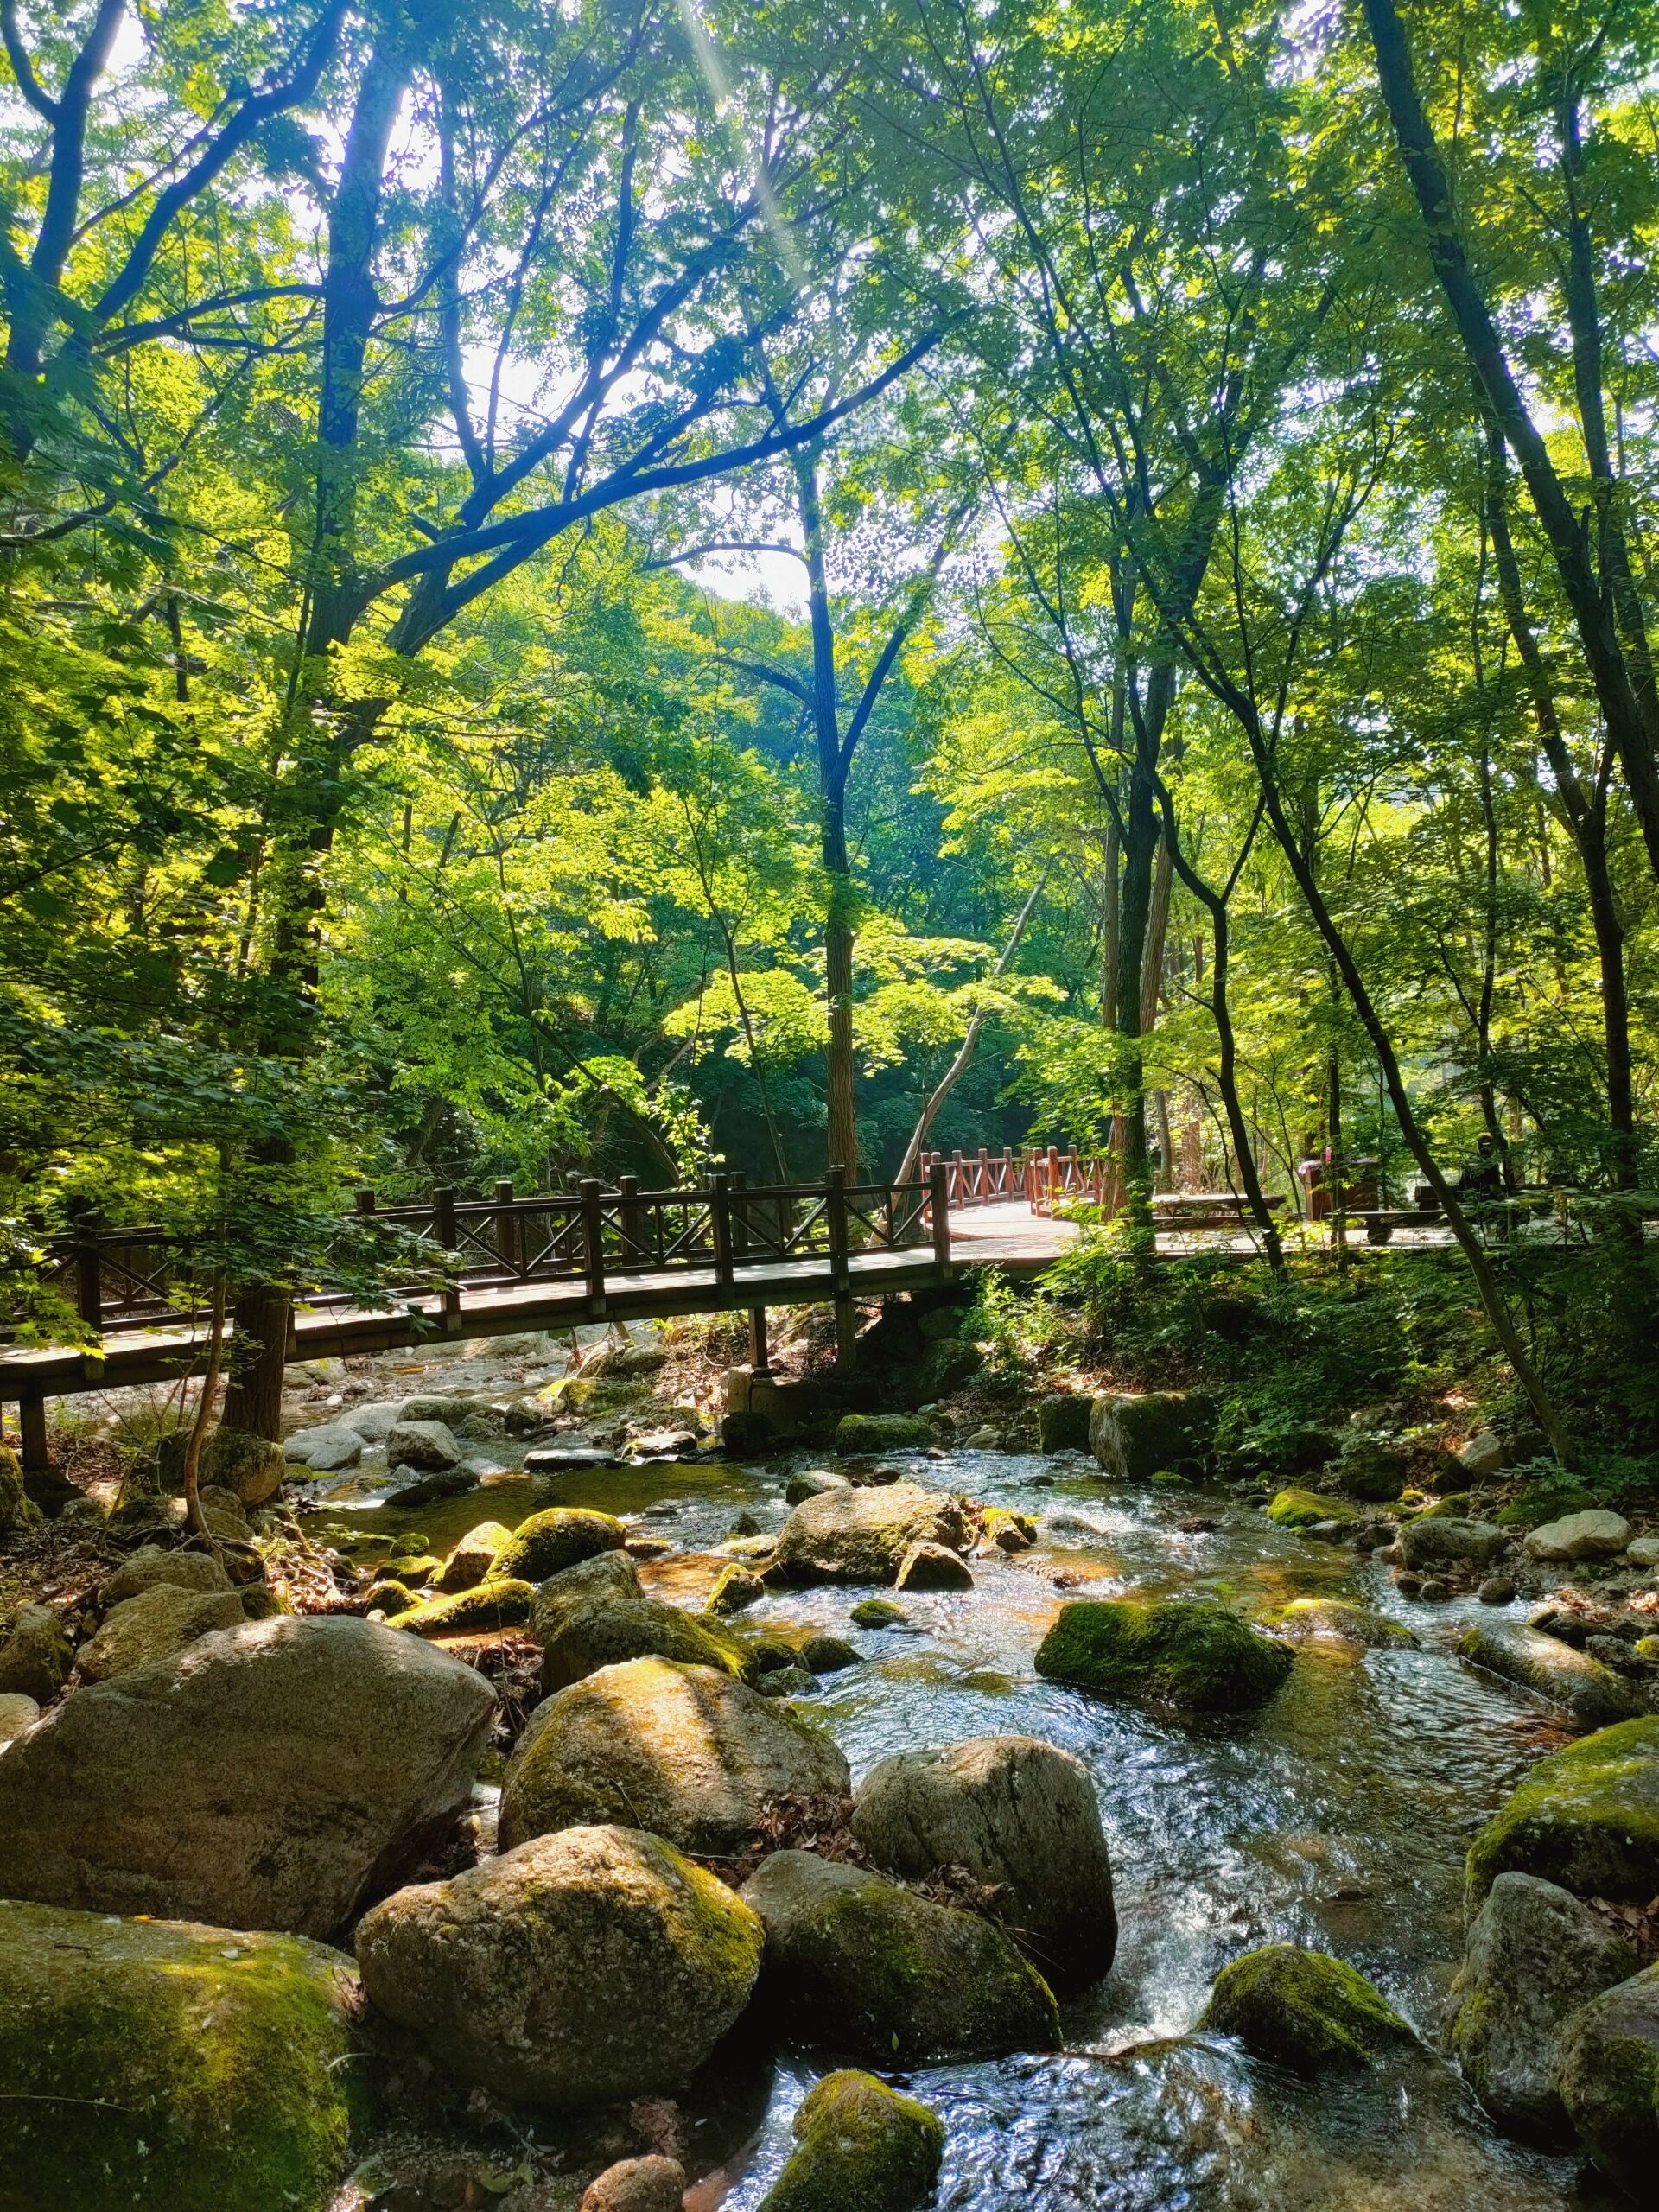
[435,1186,462,1332]
[578,1179,607,1313]
[18,1393,48,1473]
[748,1306,771,1376]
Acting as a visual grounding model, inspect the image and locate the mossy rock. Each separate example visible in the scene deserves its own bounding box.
[0,1444,29,1533]
[915,1339,982,1401]
[391,1578,535,1636]
[364,1578,418,1618]
[1199,1944,1415,2072]
[1037,1395,1094,1455]
[1329,1439,1410,1503]
[388,1552,442,1586]
[0,1898,365,2212]
[1265,1488,1361,1532]
[1495,1484,1601,1531]
[850,1599,908,1630]
[385,1529,430,1559]
[759,2069,945,2212]
[1090,1390,1217,1480]
[0,1604,75,1703]
[835,1414,932,1458]
[1466,1719,1659,1907]
[540,1596,759,1692]
[1035,1598,1293,1713]
[492,1507,626,1583]
[1260,1599,1417,1649]
[431,1520,513,1595]
[77,1583,257,1684]
[707,1563,767,1616]
[1555,1960,1659,2196]
[1407,1491,1472,1522]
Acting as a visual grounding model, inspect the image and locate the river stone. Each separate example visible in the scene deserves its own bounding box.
[493,1506,626,1582]
[390,1578,535,1635]
[851,1735,1116,1988]
[354,1825,762,2107]
[0,1615,493,1936]
[1036,1598,1293,1713]
[385,1465,477,1509]
[100,1545,234,1605]
[1445,1872,1638,2141]
[1459,1620,1641,1729]
[530,1548,643,1642]
[768,1483,968,1586]
[1626,1535,1659,1569]
[740,1848,1060,2063]
[1459,1431,1510,1479]
[894,1540,974,1592]
[1089,1389,1217,1480]
[1398,1515,1506,1570]
[1555,1961,1659,2196]
[1329,1438,1411,1503]
[834,1414,932,1456]
[709,1562,767,1613]
[1265,1488,1361,1531]
[432,1519,513,1594]
[76,1581,264,1684]
[1038,1395,1094,1455]
[199,1425,285,1506]
[0,1605,74,1704]
[758,2069,945,2212]
[579,2156,687,2212]
[1525,1510,1631,1562]
[540,1595,758,1692]
[1467,1719,1659,1906]
[340,1401,402,1441]
[1199,1944,1415,2072]
[383,1419,464,1471]
[1262,1599,1417,1649]
[499,1656,850,1855]
[0,1899,364,2212]
[785,1469,850,1505]
[283,1423,364,1471]
[0,1693,40,1750]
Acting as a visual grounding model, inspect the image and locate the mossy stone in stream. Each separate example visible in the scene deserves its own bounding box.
[1466,1719,1659,1906]
[1328,1439,1410,1503]
[540,1595,759,1691]
[388,1551,442,1586]
[1265,1488,1361,1531]
[0,1898,365,2212]
[364,1576,418,1618]
[1259,1598,1417,1649]
[1555,1960,1659,2196]
[759,2069,945,2212]
[492,1506,626,1583]
[1035,1598,1293,1713]
[1199,1944,1416,2072]
[431,1519,513,1594]
[1038,1394,1094,1454]
[391,1577,535,1635]
[1090,1390,1217,1480]
[850,1599,908,1629]
[707,1562,767,1615]
[835,1414,932,1457]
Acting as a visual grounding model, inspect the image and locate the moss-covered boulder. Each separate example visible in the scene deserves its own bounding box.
[1446,1872,1639,2142]
[0,1604,74,1703]
[1260,1599,1417,1649]
[99,1545,232,1605]
[1467,1719,1659,1907]
[851,1734,1115,1990]
[981,1507,1037,1553]
[198,1424,285,1506]
[530,1547,643,1643]
[915,1339,982,1402]
[1397,1515,1505,1570]
[1555,1961,1659,2196]
[1328,1438,1410,1503]
[364,1577,418,1618]
[740,1848,1059,2063]
[1459,1620,1641,1730]
[77,1582,264,1684]
[493,1506,627,1583]
[0,1899,364,2212]
[1265,1488,1361,1532]
[540,1595,758,1693]
[1035,1598,1293,1714]
[1199,1945,1415,2072]
[499,1656,849,1855]
[708,1562,767,1615]
[0,1444,28,1533]
[834,1414,932,1457]
[851,1599,909,1629]
[430,1519,512,1594]
[769,1483,968,1586]
[759,2069,945,2212]
[579,2156,686,2212]
[1089,1390,1217,1480]
[1037,1394,1094,1455]
[355,1824,762,2107]
[391,1578,535,1636]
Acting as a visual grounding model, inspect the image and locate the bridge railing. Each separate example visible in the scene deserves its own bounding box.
[7,1163,950,1343]
[924,1144,1124,1219]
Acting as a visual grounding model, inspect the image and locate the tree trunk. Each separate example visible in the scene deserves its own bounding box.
[219,1281,290,1441]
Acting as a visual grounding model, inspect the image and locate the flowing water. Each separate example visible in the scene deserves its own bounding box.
[326,1443,1618,2210]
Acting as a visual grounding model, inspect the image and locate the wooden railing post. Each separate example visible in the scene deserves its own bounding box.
[729,1171,749,1261]
[494,1179,522,1274]
[579,1179,607,1310]
[950,1149,964,1209]
[976,1146,990,1206]
[70,1202,103,1333]
[711,1172,735,1287]
[434,1185,461,1328]
[617,1174,642,1268]
[929,1160,951,1271]
[354,1186,376,1219]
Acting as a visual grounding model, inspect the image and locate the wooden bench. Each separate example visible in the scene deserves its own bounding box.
[1154,1194,1285,1232]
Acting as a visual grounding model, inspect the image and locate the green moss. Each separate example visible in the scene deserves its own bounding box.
[391,1577,534,1635]
[0,1444,25,1532]
[850,1599,908,1629]
[385,1529,430,1557]
[1405,1491,1471,1521]
[760,2069,946,2212]
[707,1562,766,1615]
[539,1596,759,1688]
[1035,1598,1293,1713]
[1329,1441,1409,1503]
[1259,1598,1416,1648]
[1038,1395,1094,1454]
[1556,1962,1659,2196]
[1465,1718,1659,1906]
[1199,1944,1415,2072]
[1265,1488,1361,1530]
[364,1577,417,1617]
[492,1507,626,1582]
[835,1414,932,1457]
[1494,1483,1601,1530]
[0,1900,365,2212]
[389,1551,442,1585]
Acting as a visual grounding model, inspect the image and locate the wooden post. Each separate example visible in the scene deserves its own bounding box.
[930,1160,951,1272]
[71,1203,102,1332]
[494,1179,522,1274]
[749,1306,771,1375]
[19,1393,48,1473]
[354,1186,376,1218]
[619,1173,641,1267]
[976,1146,990,1206]
[434,1185,461,1329]
[826,1165,856,1369]
[711,1172,735,1286]
[729,1171,750,1262]
[579,1179,607,1311]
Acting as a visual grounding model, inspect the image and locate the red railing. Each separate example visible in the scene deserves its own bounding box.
[922,1144,1123,1219]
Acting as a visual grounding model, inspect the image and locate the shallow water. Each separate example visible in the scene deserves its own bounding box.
[330,1445,1617,2209]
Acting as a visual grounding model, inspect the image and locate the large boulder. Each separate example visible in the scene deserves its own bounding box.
[383,1419,463,1472]
[100,1545,232,1605]
[499,1656,850,1855]
[283,1423,364,1471]
[0,1615,493,1937]
[390,1579,535,1636]
[1264,1488,1361,1532]
[1260,1599,1416,1649]
[1459,1620,1641,1729]
[1445,1872,1639,2141]
[0,1605,73,1703]
[0,1898,363,2212]
[198,1425,285,1506]
[1525,1510,1631,1563]
[1089,1390,1217,1480]
[76,1581,265,1685]
[539,1596,758,1693]
[1035,1598,1293,1713]
[354,1825,762,2107]
[1555,1961,1659,2197]
[850,1735,1116,1989]
[768,1483,968,1586]
[530,1548,643,1642]
[580,2157,687,2212]
[493,1506,626,1583]
[1467,1719,1659,1907]
[1198,1945,1415,2072]
[893,1541,973,1592]
[1327,1437,1410,1503]
[758,2069,945,2212]
[739,1849,1060,2063]
[1397,1516,1505,1570]
[1037,1395,1094,1455]
[834,1414,932,1457]
[431,1519,513,1594]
